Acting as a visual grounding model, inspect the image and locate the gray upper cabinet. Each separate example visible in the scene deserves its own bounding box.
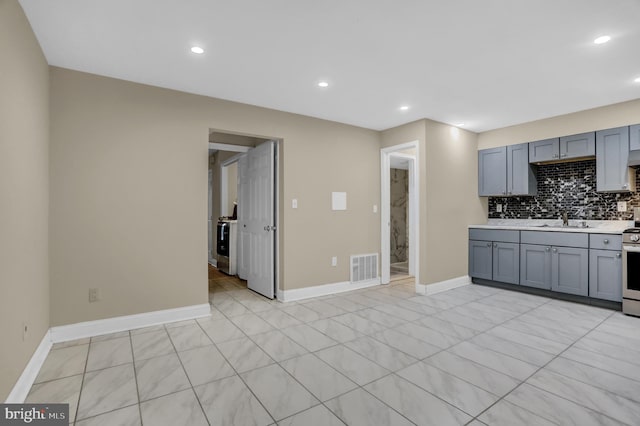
[596,126,635,192]
[630,124,640,151]
[560,132,595,159]
[478,147,507,196]
[507,143,537,196]
[551,246,589,296]
[479,144,536,196]
[529,138,559,163]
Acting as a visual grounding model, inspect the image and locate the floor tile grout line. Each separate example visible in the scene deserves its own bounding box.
[73,334,99,425]
[468,308,619,425]
[165,322,211,426]
[127,331,144,426]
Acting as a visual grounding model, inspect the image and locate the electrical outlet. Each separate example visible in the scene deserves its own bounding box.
[617,201,627,212]
[496,204,503,213]
[22,322,28,341]
[89,288,100,303]
[373,205,378,213]
[331,256,337,267]
[292,198,298,209]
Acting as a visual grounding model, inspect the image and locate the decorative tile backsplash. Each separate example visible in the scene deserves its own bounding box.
[488,160,640,220]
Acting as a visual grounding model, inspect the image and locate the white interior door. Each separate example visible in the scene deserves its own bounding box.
[237,153,249,280]
[243,141,276,298]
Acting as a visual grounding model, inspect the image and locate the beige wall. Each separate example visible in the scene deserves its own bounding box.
[0,0,50,400]
[381,120,486,286]
[479,98,640,149]
[423,121,486,284]
[50,67,381,325]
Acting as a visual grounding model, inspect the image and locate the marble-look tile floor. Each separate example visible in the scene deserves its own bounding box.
[27,272,640,425]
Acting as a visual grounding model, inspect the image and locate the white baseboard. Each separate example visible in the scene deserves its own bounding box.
[49,303,211,343]
[5,332,52,403]
[277,278,381,302]
[208,258,217,267]
[423,275,470,295]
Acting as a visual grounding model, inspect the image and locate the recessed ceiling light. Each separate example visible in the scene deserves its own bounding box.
[456,123,465,127]
[634,77,640,83]
[399,105,410,111]
[190,46,204,54]
[318,81,329,88]
[593,35,611,44]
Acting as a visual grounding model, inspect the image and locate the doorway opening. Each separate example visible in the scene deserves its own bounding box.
[208,130,280,300]
[381,141,419,292]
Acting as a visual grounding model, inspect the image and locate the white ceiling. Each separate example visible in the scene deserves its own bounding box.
[19,0,640,132]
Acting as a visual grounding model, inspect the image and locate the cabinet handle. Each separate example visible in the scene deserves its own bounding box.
[552,248,557,253]
[616,253,622,258]
[553,154,558,158]
[545,247,550,252]
[502,191,506,195]
[508,191,512,195]
[493,243,498,248]
[486,242,492,247]
[560,153,566,157]
[623,184,628,189]
[603,239,609,244]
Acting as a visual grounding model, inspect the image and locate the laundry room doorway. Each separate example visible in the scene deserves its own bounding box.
[208,131,280,300]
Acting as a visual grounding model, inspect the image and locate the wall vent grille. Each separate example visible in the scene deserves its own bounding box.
[350,253,378,283]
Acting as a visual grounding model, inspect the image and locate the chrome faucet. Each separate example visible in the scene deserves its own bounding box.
[562,211,569,227]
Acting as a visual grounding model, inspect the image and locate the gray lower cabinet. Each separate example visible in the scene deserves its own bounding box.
[589,249,622,302]
[469,240,519,284]
[493,242,519,284]
[469,240,493,280]
[551,246,589,296]
[596,126,635,192]
[520,244,552,289]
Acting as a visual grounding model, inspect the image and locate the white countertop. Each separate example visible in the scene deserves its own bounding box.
[469,219,632,234]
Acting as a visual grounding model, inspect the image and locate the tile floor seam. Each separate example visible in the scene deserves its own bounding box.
[198,316,280,425]
[467,307,618,425]
[127,330,144,426]
[167,321,212,426]
[71,338,92,425]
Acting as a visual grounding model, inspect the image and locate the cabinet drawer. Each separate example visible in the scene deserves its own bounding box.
[469,229,519,243]
[589,234,622,250]
[520,231,588,248]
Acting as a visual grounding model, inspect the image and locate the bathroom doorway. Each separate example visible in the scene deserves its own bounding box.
[381,141,419,290]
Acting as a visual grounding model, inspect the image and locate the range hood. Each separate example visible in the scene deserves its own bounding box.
[629,150,640,167]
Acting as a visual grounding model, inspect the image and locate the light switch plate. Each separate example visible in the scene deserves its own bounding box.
[332,192,347,211]
[331,256,337,266]
[373,205,378,213]
[496,204,502,213]
[292,199,298,209]
[617,201,627,212]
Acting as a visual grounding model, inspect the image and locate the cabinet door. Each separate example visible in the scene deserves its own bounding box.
[478,147,506,196]
[469,240,493,280]
[630,124,640,151]
[493,242,520,284]
[596,126,633,192]
[520,244,552,289]
[507,143,536,196]
[551,246,588,296]
[529,138,559,163]
[589,249,622,302]
[560,132,595,159]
